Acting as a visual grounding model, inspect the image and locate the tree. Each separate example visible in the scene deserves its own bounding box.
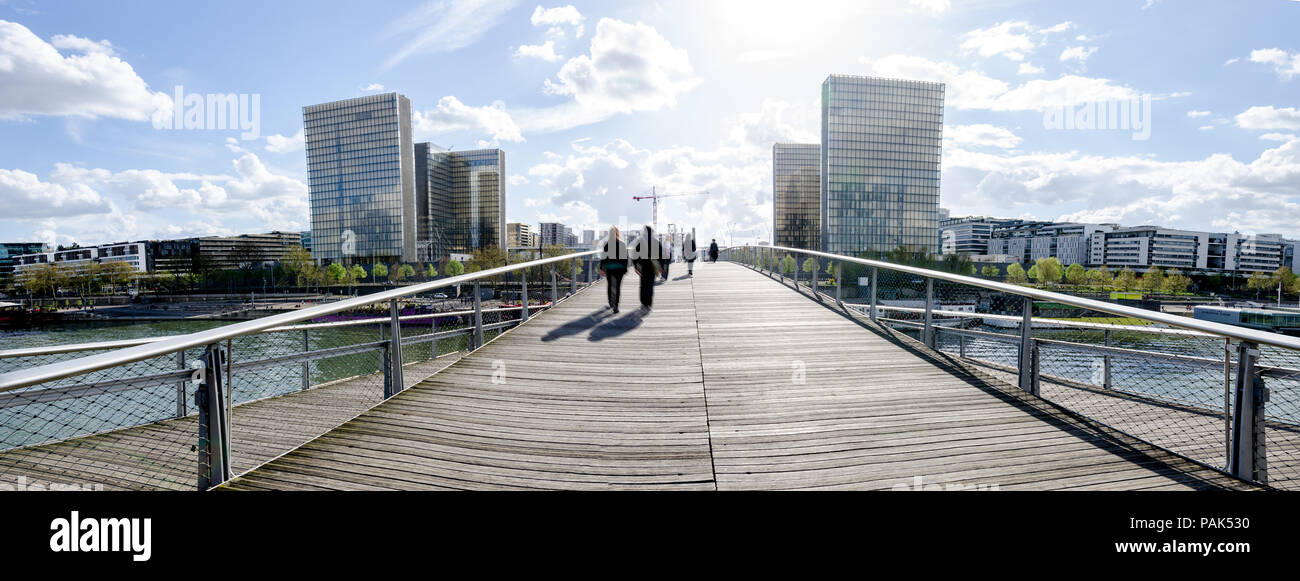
[1064,263,1086,286]
[1140,267,1164,294]
[445,260,465,277]
[349,265,367,287]
[1246,272,1273,298]
[801,257,817,275]
[281,246,313,287]
[1086,266,1113,289]
[780,254,797,275]
[541,244,582,279]
[426,263,438,279]
[371,263,388,282]
[1005,263,1028,284]
[1271,267,1298,298]
[981,265,999,278]
[393,264,416,283]
[1163,269,1191,294]
[940,253,974,276]
[326,263,347,286]
[18,263,68,297]
[1115,267,1138,291]
[1032,257,1063,285]
[1027,264,1040,283]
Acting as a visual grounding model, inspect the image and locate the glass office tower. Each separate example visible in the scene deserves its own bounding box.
[304,92,416,263]
[773,143,821,250]
[821,75,944,256]
[448,148,506,253]
[415,142,454,261]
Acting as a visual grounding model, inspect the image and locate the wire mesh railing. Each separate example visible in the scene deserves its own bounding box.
[724,244,1300,490]
[0,251,601,490]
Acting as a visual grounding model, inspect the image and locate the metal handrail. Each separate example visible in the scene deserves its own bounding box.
[726,245,1300,351]
[0,250,599,392]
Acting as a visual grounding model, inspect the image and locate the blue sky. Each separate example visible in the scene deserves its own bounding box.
[1,0,1299,248]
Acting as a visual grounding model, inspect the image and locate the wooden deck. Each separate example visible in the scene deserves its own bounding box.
[222,261,1260,491]
[0,353,463,490]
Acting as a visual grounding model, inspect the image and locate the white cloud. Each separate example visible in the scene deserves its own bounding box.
[0,167,110,218]
[414,96,524,143]
[1059,46,1097,62]
[1197,125,1214,131]
[942,135,1300,237]
[1235,106,1300,131]
[961,20,1034,61]
[514,40,560,62]
[265,129,305,153]
[1186,110,1211,118]
[1260,133,1297,142]
[528,18,700,132]
[1017,63,1043,75]
[530,5,585,37]
[906,0,950,16]
[1248,48,1300,80]
[359,83,385,92]
[0,20,171,122]
[945,124,1022,148]
[865,54,1142,112]
[508,174,530,186]
[380,0,518,71]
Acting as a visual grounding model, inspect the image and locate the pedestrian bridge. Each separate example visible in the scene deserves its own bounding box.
[2,249,1295,491]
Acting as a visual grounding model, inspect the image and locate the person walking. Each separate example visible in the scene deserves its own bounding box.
[632,225,660,311]
[659,236,672,281]
[598,226,628,313]
[708,239,719,263]
[683,233,697,276]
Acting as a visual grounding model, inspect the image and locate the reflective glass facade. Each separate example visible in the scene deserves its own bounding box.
[773,143,821,250]
[304,93,415,263]
[415,142,454,261]
[821,75,944,255]
[447,148,506,253]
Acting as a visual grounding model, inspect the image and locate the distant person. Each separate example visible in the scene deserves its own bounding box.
[632,225,660,311]
[598,227,628,313]
[708,239,719,263]
[683,234,697,276]
[659,236,672,281]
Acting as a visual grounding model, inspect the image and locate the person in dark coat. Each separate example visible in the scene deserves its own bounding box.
[659,237,672,281]
[598,227,628,313]
[683,234,697,276]
[708,239,719,263]
[632,225,660,311]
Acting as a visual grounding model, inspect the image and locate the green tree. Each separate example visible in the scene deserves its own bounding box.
[1163,269,1191,294]
[426,263,438,279]
[1032,257,1064,285]
[349,265,367,287]
[1086,266,1113,289]
[445,260,465,277]
[1246,271,1273,298]
[780,254,797,275]
[1006,262,1028,284]
[1115,267,1138,291]
[1271,267,1298,298]
[981,265,999,278]
[393,264,416,283]
[1027,264,1040,283]
[371,262,388,283]
[801,257,817,275]
[326,262,347,286]
[1140,267,1164,294]
[1064,263,1086,286]
[281,246,313,287]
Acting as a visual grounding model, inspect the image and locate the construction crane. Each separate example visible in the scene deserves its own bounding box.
[632,187,711,235]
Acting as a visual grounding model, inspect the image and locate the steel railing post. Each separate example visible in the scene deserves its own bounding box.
[388,299,404,395]
[570,258,578,295]
[1030,340,1041,397]
[1224,338,1233,471]
[196,342,231,490]
[175,349,187,418]
[923,278,934,348]
[472,282,483,349]
[869,267,878,322]
[1230,341,1268,484]
[520,272,530,323]
[300,329,310,392]
[835,260,842,305]
[959,334,966,358]
[586,258,593,283]
[550,266,558,306]
[811,256,819,301]
[1103,329,1112,390]
[380,343,392,399]
[1018,296,1034,394]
